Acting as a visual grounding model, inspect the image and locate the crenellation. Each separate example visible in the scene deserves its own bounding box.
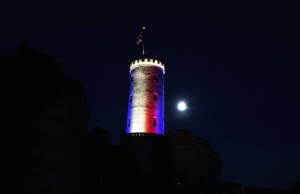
[130,58,165,74]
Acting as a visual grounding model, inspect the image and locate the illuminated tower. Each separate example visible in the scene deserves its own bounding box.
[120,30,173,186]
[126,58,165,135]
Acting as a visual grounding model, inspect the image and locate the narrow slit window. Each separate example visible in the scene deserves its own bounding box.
[154,76,158,82]
[154,94,158,102]
[153,118,157,127]
[131,77,133,83]
[130,95,133,103]
[128,118,130,127]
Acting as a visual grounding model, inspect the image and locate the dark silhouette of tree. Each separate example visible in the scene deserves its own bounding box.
[292,181,300,193]
[81,126,113,191]
[245,186,295,194]
[3,45,89,194]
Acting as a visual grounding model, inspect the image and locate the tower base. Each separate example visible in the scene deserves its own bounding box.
[120,133,175,186]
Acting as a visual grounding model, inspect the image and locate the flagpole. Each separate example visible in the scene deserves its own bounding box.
[142,42,145,56]
[136,27,146,56]
[142,27,146,56]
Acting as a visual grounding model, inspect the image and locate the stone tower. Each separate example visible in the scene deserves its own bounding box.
[126,58,165,135]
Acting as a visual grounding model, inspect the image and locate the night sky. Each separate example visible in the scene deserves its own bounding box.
[2,0,299,190]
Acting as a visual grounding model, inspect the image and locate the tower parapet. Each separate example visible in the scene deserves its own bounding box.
[130,58,165,74]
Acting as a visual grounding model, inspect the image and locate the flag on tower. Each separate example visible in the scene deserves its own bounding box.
[136,27,146,55]
[136,30,143,45]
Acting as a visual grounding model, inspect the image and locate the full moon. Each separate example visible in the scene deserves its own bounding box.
[177,101,187,111]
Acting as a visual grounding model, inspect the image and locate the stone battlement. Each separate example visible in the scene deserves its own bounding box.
[130,58,165,74]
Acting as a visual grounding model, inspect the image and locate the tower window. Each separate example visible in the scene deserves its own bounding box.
[131,77,133,83]
[153,117,157,127]
[130,95,133,103]
[128,118,130,127]
[154,76,158,82]
[154,93,158,102]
